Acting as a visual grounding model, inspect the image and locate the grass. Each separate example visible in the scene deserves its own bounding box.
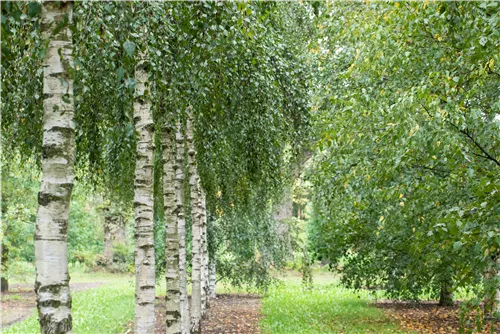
[1,294,23,301]
[3,274,135,334]
[261,271,408,334]
[4,265,411,334]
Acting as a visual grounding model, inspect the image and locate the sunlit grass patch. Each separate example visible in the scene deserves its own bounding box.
[3,277,135,334]
[261,272,408,334]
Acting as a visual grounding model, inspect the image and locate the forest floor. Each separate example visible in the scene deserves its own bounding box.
[377,301,500,334]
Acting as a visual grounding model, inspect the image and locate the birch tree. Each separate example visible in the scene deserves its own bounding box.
[133,50,156,334]
[200,190,208,315]
[187,114,202,333]
[35,2,75,332]
[164,122,181,333]
[173,120,190,334]
[208,257,217,299]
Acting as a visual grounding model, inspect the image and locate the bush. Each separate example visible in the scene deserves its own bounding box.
[112,242,133,265]
[72,250,98,268]
[3,261,35,283]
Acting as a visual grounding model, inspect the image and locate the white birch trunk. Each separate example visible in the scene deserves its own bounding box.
[175,121,190,334]
[133,52,156,334]
[200,191,209,314]
[164,124,181,334]
[187,114,202,334]
[35,2,74,333]
[495,256,500,315]
[208,256,216,299]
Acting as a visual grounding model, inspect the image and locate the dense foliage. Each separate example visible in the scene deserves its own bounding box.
[309,0,499,321]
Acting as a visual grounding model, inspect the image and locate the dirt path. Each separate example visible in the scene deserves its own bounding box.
[0,282,105,329]
[134,294,262,334]
[201,294,262,334]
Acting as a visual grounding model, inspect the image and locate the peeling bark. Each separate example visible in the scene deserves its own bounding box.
[133,52,155,334]
[164,123,181,334]
[35,2,75,333]
[175,121,190,334]
[187,114,202,334]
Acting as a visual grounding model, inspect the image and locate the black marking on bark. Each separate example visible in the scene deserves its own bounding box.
[54,219,68,235]
[38,312,72,334]
[37,283,69,294]
[139,285,155,290]
[42,144,67,159]
[47,126,75,136]
[38,191,64,206]
[144,122,155,133]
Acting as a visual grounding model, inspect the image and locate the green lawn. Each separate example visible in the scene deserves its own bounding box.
[261,271,408,334]
[5,269,410,334]
[3,272,135,334]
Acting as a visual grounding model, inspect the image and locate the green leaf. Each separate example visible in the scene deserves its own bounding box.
[123,40,136,58]
[27,3,41,17]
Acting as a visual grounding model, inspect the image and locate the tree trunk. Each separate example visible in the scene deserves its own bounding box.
[103,213,126,265]
[164,124,181,333]
[208,256,216,299]
[202,192,210,310]
[133,52,155,334]
[1,242,9,293]
[35,2,75,333]
[0,164,9,292]
[187,114,202,334]
[439,278,453,306]
[494,256,500,316]
[175,120,190,334]
[200,191,207,316]
[103,215,113,263]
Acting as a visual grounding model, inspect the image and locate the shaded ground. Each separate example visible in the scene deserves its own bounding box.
[376,301,500,334]
[0,282,105,329]
[143,294,262,334]
[202,294,262,334]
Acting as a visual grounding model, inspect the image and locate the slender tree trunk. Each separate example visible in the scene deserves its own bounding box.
[200,191,206,316]
[201,191,210,312]
[103,212,126,265]
[208,256,216,299]
[187,114,202,333]
[164,124,181,333]
[175,121,190,334]
[133,52,155,334]
[103,215,113,263]
[439,278,453,306]
[35,2,75,333]
[0,164,9,292]
[494,256,500,316]
[1,243,9,293]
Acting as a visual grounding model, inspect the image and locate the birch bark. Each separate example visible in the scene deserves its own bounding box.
[164,124,181,333]
[495,256,500,315]
[187,115,202,333]
[133,52,156,334]
[200,191,209,314]
[208,256,217,299]
[175,121,190,334]
[35,2,75,332]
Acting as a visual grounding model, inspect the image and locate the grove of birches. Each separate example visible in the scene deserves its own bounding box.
[1,1,499,334]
